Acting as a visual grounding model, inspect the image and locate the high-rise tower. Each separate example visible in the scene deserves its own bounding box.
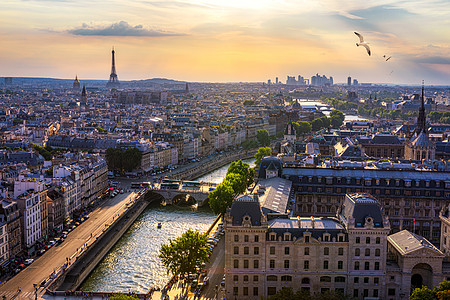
[107,48,120,87]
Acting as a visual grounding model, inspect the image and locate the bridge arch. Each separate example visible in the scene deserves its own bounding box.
[171,194,198,206]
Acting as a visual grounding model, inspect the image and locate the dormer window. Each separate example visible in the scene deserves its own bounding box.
[323,233,330,242]
[284,233,291,241]
[269,233,276,241]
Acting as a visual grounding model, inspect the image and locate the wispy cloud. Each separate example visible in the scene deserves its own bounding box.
[67,21,185,37]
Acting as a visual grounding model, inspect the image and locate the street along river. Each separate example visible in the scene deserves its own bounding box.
[80,158,255,293]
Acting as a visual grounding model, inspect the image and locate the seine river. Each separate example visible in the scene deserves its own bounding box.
[293,99,371,121]
[80,158,255,293]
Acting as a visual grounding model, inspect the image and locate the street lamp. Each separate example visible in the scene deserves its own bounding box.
[33,283,38,300]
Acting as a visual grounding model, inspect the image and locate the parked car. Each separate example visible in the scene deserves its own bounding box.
[25,258,34,265]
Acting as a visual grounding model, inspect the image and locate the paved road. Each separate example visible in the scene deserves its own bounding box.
[0,192,138,300]
[201,237,225,300]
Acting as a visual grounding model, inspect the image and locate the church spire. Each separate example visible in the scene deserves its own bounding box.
[416,80,427,134]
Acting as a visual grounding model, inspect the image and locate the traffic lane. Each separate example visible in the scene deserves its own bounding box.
[0,192,136,295]
[202,237,225,299]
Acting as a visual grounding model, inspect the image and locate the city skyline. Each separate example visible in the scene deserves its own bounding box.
[1,0,449,84]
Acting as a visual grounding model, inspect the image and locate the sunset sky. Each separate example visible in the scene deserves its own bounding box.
[1,0,449,84]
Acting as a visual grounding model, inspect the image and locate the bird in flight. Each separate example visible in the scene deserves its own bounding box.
[354,32,371,56]
[383,55,392,61]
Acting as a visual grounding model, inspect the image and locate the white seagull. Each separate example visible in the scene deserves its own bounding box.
[354,32,371,56]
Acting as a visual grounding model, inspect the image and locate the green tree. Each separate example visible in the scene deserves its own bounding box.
[256,129,270,146]
[227,160,254,187]
[208,183,235,215]
[105,147,142,173]
[32,143,52,160]
[319,116,331,128]
[159,229,211,278]
[241,139,258,150]
[410,286,434,300]
[254,147,271,168]
[329,110,345,128]
[293,121,312,136]
[223,173,247,195]
[310,118,323,131]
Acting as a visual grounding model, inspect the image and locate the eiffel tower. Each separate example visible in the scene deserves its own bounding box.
[106,47,120,87]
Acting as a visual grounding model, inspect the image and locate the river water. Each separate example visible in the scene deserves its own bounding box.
[80,158,255,293]
[293,99,370,121]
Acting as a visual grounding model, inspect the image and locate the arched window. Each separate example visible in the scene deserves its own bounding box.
[302,278,310,284]
[375,249,381,256]
[365,248,370,256]
[267,275,278,281]
[335,276,346,283]
[355,248,360,256]
[320,276,332,282]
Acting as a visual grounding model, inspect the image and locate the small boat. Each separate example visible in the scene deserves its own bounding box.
[157,223,162,229]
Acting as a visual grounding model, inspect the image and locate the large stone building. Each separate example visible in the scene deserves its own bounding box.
[258,156,450,245]
[225,192,450,299]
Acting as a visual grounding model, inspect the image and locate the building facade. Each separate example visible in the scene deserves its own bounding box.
[225,192,450,300]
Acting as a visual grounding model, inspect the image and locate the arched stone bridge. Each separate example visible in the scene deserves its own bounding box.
[143,181,219,206]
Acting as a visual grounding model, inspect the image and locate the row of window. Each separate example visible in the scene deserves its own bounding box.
[268,234,345,243]
[296,176,445,188]
[299,186,447,198]
[355,237,381,244]
[355,248,381,257]
[233,234,259,243]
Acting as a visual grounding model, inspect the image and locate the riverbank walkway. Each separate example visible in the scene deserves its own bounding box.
[0,191,140,299]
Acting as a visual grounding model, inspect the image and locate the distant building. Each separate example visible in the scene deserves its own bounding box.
[353,79,358,86]
[117,91,168,106]
[405,85,435,161]
[4,77,13,86]
[311,74,333,86]
[347,76,352,86]
[0,200,21,258]
[73,76,81,90]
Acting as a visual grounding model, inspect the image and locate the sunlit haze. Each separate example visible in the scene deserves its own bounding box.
[1,0,449,84]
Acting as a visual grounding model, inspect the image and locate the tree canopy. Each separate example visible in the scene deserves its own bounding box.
[227,160,254,187]
[105,147,142,173]
[208,182,235,215]
[256,129,270,146]
[159,229,211,277]
[409,280,450,300]
[223,173,247,195]
[208,159,255,215]
[293,121,312,136]
[254,147,271,168]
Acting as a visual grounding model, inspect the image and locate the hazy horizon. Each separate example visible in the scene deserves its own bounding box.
[1,0,449,85]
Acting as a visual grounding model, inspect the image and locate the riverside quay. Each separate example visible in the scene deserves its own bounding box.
[258,156,450,245]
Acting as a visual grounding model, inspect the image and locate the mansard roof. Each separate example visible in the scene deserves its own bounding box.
[339,193,384,228]
[230,195,263,226]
